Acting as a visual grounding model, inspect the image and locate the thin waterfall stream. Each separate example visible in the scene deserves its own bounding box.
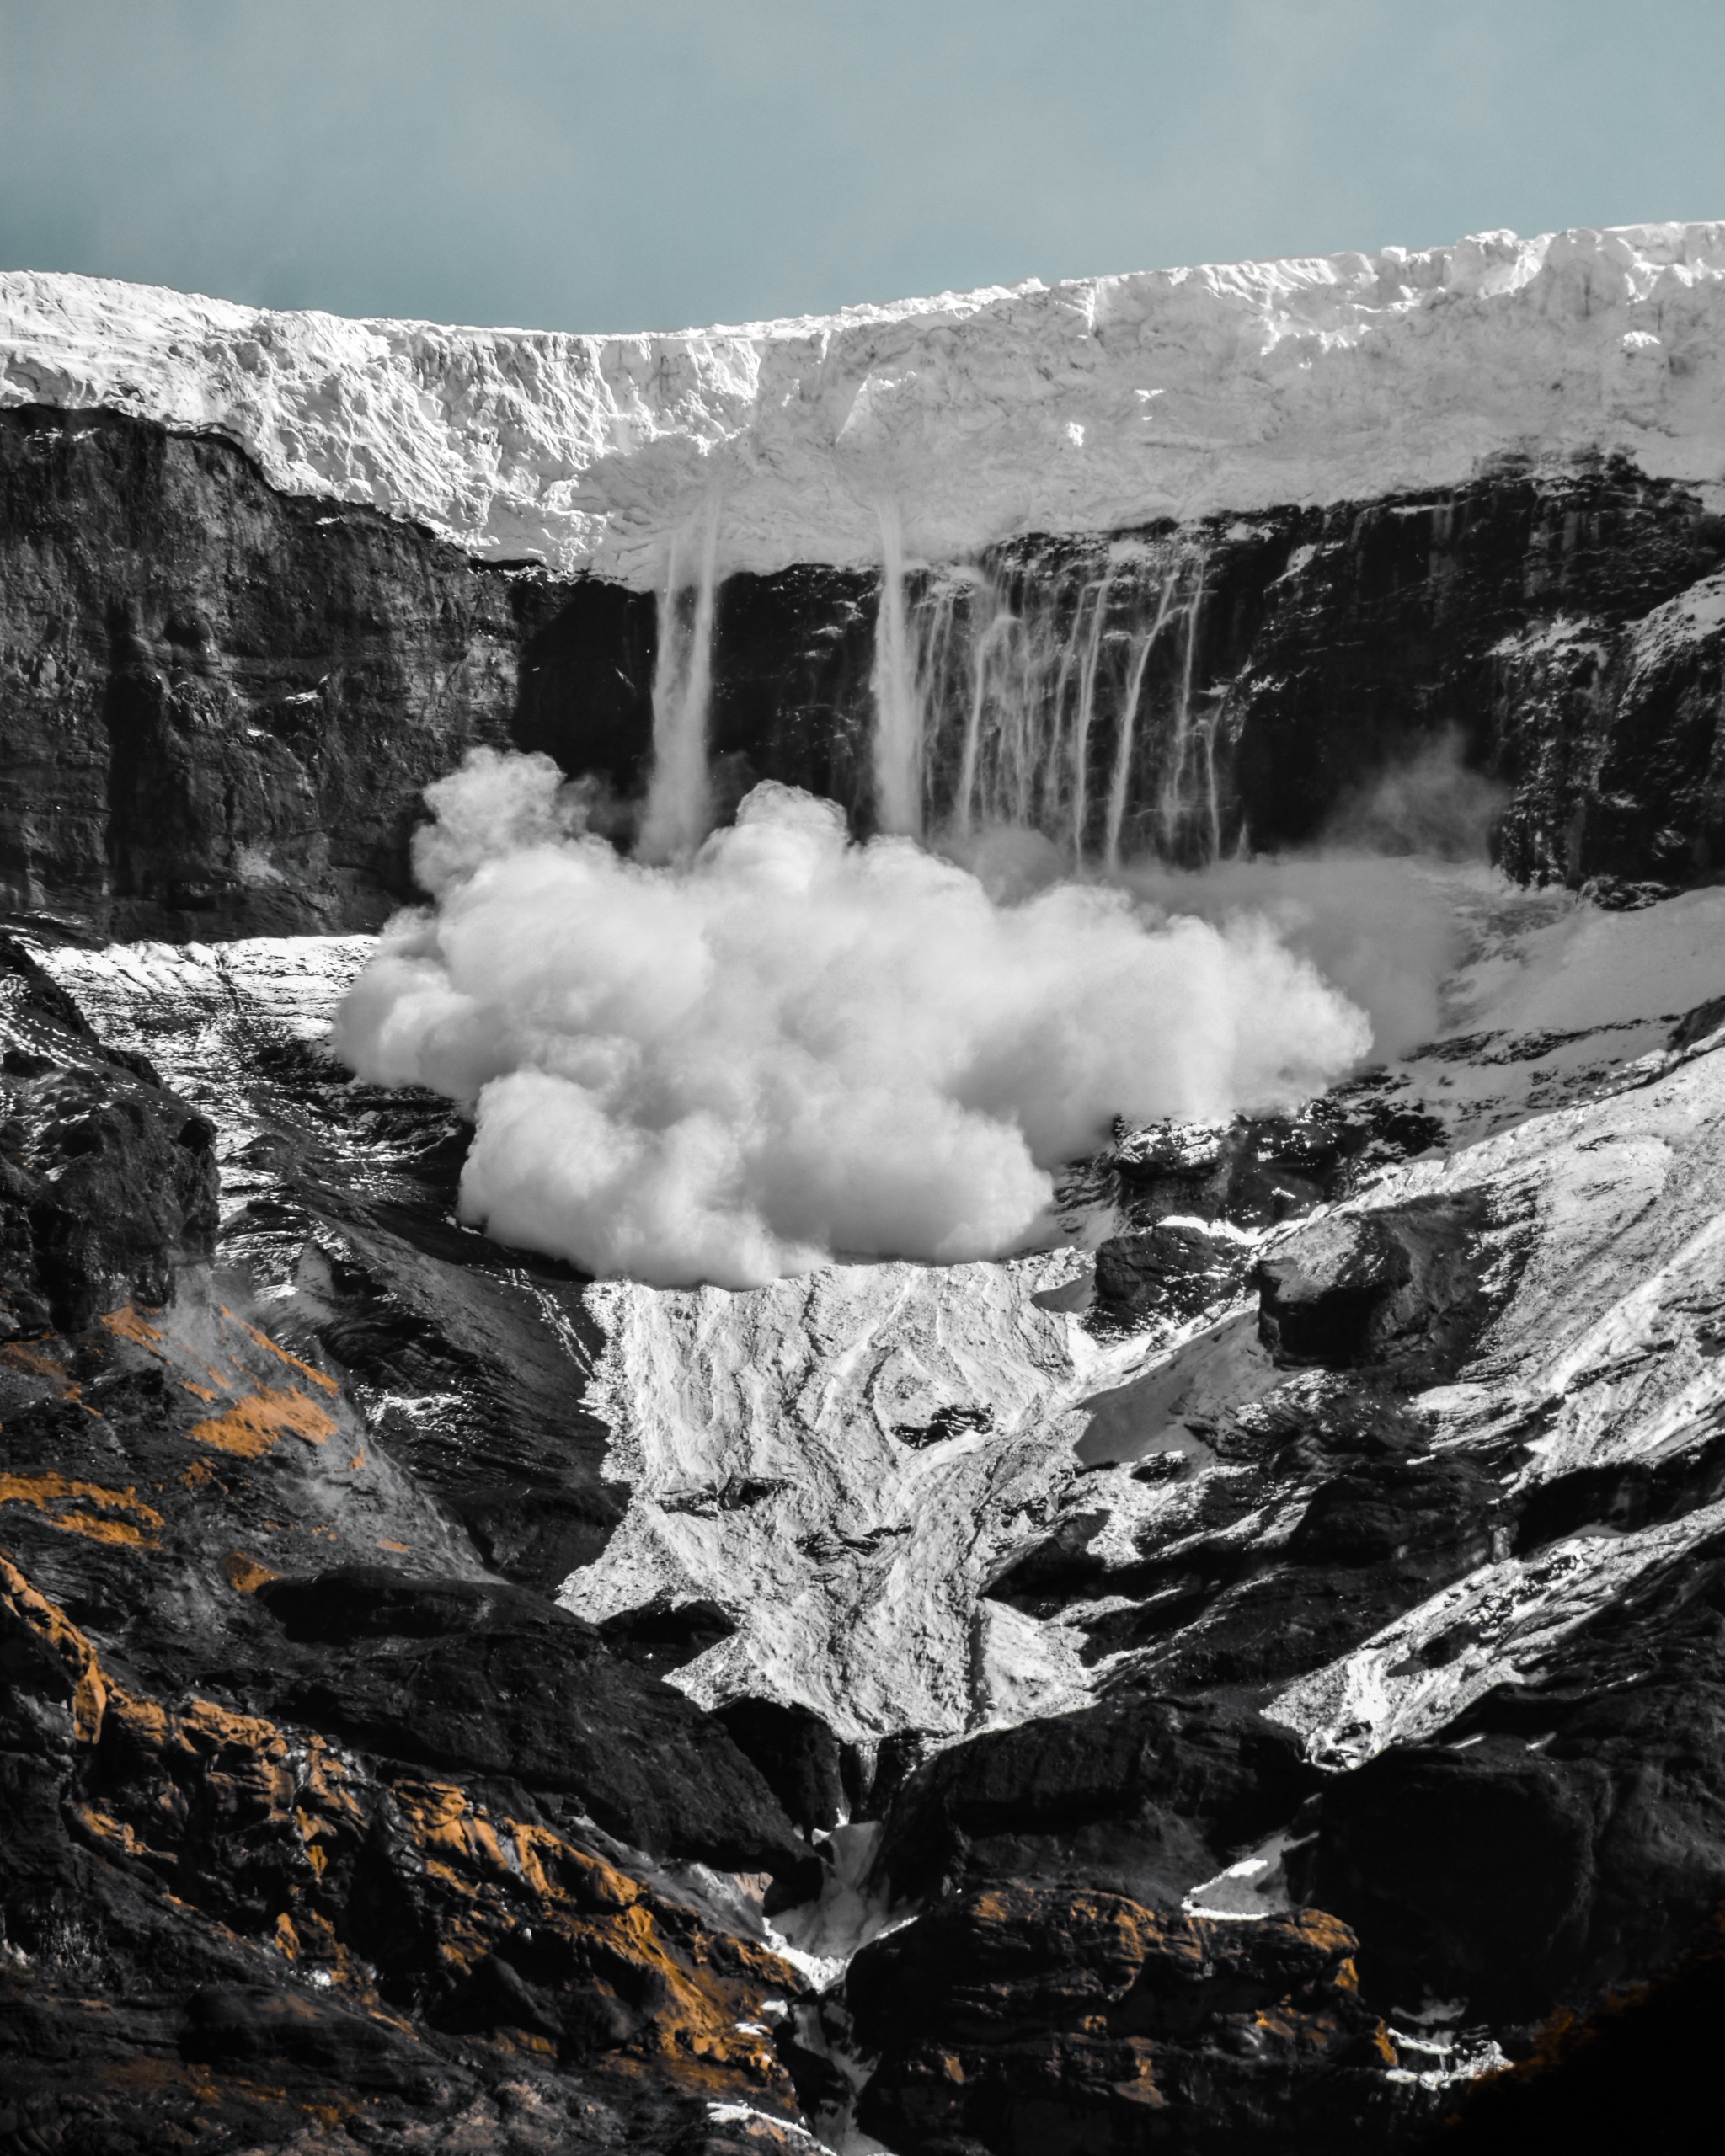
[634,512,1231,872]
[892,531,1226,864]
[869,499,923,836]
[638,492,723,863]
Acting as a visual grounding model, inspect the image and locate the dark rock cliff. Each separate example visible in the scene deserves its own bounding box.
[0,936,825,2153]
[531,457,1725,883]
[4,405,1724,942]
[0,403,585,937]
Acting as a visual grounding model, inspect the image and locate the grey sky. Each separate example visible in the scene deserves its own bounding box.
[2,0,1722,335]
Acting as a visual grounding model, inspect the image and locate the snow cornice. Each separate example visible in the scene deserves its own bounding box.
[3,221,1724,585]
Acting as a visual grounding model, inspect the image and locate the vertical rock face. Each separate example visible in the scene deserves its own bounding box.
[735,466,1721,873]
[5,399,1723,926]
[0,929,217,1331]
[0,403,579,936]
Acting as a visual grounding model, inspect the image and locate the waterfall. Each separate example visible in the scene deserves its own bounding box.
[638,494,722,863]
[869,499,923,836]
[1154,561,1210,857]
[887,536,1222,867]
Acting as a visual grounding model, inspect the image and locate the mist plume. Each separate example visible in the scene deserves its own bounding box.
[333,750,1378,1289]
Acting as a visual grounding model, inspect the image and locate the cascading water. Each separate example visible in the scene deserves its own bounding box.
[887,532,1227,866]
[869,499,923,836]
[639,505,1231,867]
[638,493,722,862]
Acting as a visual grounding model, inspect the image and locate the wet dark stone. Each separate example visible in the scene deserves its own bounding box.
[1252,1189,1492,1380]
[0,403,595,937]
[1285,1454,1498,1568]
[983,1510,1112,1608]
[1513,1430,1725,1555]
[597,1596,740,1678]
[0,935,216,1329]
[871,1692,1314,1909]
[848,1884,1360,2052]
[848,1886,1403,2156]
[181,1980,416,2083]
[266,1568,809,1875]
[713,1697,846,1837]
[1090,1220,1247,1331]
[1439,1905,1725,2153]
[1295,1680,1725,2023]
[256,1563,567,1645]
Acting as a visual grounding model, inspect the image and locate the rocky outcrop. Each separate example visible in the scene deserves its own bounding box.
[844,1886,1404,2154]
[1292,1577,1725,2024]
[0,929,216,1330]
[1440,1907,1725,2152]
[0,403,596,937]
[868,1692,1311,1911]
[1251,1190,1493,1380]
[0,937,829,2152]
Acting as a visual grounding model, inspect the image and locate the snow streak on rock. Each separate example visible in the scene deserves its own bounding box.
[1268,1017,1725,1766]
[38,936,374,1200]
[565,1252,1115,1745]
[5,223,1725,582]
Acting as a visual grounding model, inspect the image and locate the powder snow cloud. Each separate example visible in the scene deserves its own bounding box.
[331,750,1375,1288]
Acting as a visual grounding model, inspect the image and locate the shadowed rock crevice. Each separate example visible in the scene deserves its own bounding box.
[1252,1189,1494,1382]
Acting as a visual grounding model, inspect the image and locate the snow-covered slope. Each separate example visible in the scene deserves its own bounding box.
[32,883,1725,1778]
[1268,1021,1725,1767]
[5,222,1725,584]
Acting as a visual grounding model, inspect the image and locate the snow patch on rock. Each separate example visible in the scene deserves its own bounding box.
[35,936,373,1205]
[1268,1033,1725,1767]
[563,1252,1116,1744]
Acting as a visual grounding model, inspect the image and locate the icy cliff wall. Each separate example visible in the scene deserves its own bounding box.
[5,224,1725,937]
[4,222,1725,583]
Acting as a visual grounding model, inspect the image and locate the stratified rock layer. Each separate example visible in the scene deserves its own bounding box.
[847,1887,1404,2156]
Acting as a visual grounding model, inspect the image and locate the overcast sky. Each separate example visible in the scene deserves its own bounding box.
[2,0,1722,334]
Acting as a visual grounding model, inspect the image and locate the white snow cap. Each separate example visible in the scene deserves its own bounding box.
[4,221,1725,584]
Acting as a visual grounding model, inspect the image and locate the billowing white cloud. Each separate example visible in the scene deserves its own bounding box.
[333,750,1374,1288]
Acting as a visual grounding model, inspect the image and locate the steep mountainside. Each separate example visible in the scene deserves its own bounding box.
[2,232,1725,2155]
